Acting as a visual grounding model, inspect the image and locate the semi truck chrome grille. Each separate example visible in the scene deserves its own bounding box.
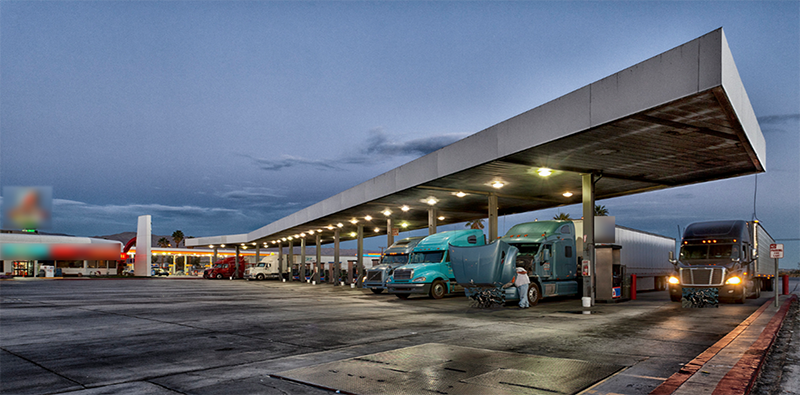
[394,269,412,281]
[680,268,725,286]
[367,271,383,282]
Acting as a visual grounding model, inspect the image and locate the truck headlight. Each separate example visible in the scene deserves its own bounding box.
[668,276,680,285]
[725,276,742,285]
[412,276,427,282]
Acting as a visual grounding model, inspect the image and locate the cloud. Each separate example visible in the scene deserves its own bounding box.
[246,128,467,171]
[357,128,467,158]
[55,199,240,215]
[215,187,286,200]
[243,154,343,171]
[758,113,800,125]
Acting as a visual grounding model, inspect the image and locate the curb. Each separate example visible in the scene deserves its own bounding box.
[650,295,797,395]
[712,294,798,395]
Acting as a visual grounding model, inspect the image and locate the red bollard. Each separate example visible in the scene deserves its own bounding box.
[631,274,637,300]
[783,275,790,295]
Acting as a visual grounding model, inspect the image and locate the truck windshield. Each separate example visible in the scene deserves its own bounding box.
[409,251,445,264]
[515,243,541,255]
[382,254,409,264]
[681,244,735,260]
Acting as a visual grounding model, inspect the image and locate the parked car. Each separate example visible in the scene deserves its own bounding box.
[152,268,170,276]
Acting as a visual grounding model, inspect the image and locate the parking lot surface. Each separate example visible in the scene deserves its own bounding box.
[0,278,778,394]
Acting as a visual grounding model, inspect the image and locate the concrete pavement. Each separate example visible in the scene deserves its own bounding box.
[646,277,799,395]
[1,277,797,395]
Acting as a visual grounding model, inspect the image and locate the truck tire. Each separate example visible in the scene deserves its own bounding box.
[370,288,383,294]
[396,294,409,300]
[670,294,682,302]
[430,280,447,299]
[748,279,760,299]
[735,288,746,304]
[256,274,265,281]
[216,273,223,279]
[527,283,541,306]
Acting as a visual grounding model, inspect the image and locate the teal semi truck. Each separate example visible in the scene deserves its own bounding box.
[451,221,581,306]
[363,236,425,294]
[668,220,775,305]
[450,220,674,306]
[386,230,485,299]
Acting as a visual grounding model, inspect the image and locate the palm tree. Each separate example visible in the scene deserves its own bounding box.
[157,237,170,268]
[595,205,610,216]
[465,219,485,229]
[172,230,185,248]
[553,212,572,220]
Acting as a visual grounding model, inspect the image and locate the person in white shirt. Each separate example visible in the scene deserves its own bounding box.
[513,267,531,309]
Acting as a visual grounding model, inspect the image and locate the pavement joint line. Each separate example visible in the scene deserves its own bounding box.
[712,294,798,395]
[0,346,86,389]
[649,297,774,395]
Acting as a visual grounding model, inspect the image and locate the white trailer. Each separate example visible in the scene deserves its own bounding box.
[574,220,675,291]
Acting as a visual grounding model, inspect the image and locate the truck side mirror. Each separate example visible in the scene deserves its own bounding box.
[543,250,551,261]
[669,251,677,266]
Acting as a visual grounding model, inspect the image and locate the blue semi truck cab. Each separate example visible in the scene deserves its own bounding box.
[450,221,580,306]
[363,236,425,294]
[387,229,485,299]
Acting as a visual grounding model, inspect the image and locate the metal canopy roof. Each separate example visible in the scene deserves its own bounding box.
[187,28,765,248]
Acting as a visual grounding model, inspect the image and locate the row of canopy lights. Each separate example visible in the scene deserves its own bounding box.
[207,167,572,249]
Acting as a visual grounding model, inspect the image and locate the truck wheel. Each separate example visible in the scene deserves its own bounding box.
[670,295,682,302]
[430,280,447,299]
[735,288,746,304]
[396,294,409,300]
[527,283,541,306]
[256,274,265,281]
[216,274,223,279]
[748,279,760,299]
[370,288,383,294]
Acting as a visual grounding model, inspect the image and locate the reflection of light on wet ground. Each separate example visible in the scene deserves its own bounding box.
[273,343,623,394]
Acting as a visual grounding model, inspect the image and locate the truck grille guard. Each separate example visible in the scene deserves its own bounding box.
[680,267,725,287]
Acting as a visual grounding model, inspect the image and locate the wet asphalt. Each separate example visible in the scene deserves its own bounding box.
[0,277,782,394]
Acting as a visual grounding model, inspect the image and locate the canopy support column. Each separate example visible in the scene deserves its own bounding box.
[428,208,437,235]
[488,193,498,241]
[357,225,364,288]
[582,173,596,306]
[334,229,340,285]
[387,218,394,247]
[300,237,306,282]
[315,234,322,284]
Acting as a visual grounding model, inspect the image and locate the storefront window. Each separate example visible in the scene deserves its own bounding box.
[56,260,83,268]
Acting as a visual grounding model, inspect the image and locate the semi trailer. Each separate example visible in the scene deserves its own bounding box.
[450,220,675,306]
[668,220,775,305]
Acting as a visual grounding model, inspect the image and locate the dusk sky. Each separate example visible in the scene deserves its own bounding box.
[1,1,798,267]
